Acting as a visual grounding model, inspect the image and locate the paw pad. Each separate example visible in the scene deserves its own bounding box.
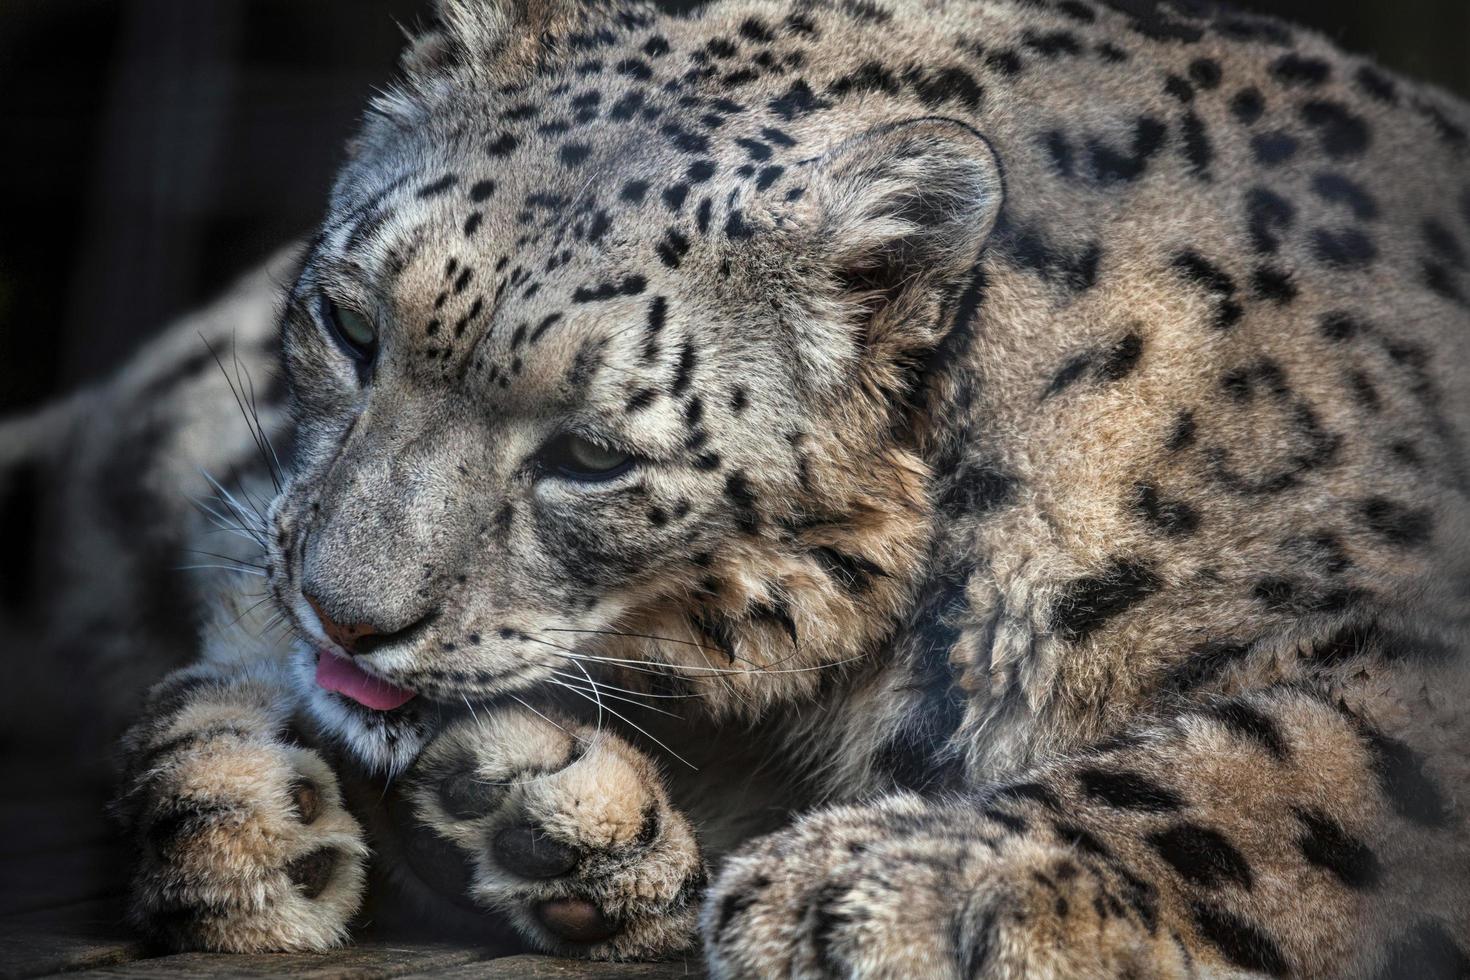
[493,824,578,879]
[285,847,338,899]
[289,778,322,824]
[439,769,503,820]
[537,897,619,944]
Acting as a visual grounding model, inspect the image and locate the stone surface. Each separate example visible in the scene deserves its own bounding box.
[0,899,706,980]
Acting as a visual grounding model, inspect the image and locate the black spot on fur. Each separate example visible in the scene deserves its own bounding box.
[1087,116,1167,184]
[1253,577,1362,616]
[1044,130,1075,177]
[722,472,760,534]
[1271,53,1331,87]
[1133,483,1199,536]
[941,459,1018,518]
[1149,824,1253,888]
[1423,219,1467,269]
[1166,411,1197,451]
[1244,187,1295,254]
[755,164,785,190]
[1171,251,1242,329]
[768,79,833,120]
[559,142,592,167]
[671,341,696,396]
[1251,265,1297,303]
[1201,698,1288,758]
[529,313,563,345]
[1056,0,1096,22]
[1045,354,1093,398]
[1077,768,1184,812]
[1100,0,1204,43]
[487,132,519,157]
[657,229,691,268]
[1191,902,1290,977]
[1359,497,1433,548]
[1042,332,1143,399]
[1230,88,1265,125]
[1161,640,1252,692]
[993,781,1061,810]
[1250,131,1298,166]
[724,210,753,239]
[1311,227,1378,269]
[906,65,985,110]
[1023,30,1081,58]
[992,217,1101,292]
[609,90,646,121]
[1180,110,1212,178]
[1355,65,1398,104]
[1300,100,1371,158]
[1050,819,1113,859]
[1188,57,1221,89]
[1294,808,1380,890]
[830,61,898,97]
[1415,100,1468,148]
[572,275,647,303]
[662,182,689,212]
[710,873,769,942]
[1319,311,1364,342]
[1362,728,1450,827]
[811,546,887,595]
[417,174,458,198]
[1050,559,1159,642]
[1312,173,1379,221]
[985,48,1024,75]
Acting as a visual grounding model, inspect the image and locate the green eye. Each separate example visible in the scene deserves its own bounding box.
[543,434,635,481]
[337,307,377,348]
[318,294,378,363]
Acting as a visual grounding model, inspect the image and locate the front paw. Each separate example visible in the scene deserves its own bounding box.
[117,726,368,952]
[407,709,706,960]
[704,798,1176,979]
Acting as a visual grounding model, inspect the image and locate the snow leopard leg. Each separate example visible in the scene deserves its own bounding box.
[705,682,1469,978]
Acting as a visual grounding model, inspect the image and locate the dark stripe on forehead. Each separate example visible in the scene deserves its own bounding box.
[334,174,412,255]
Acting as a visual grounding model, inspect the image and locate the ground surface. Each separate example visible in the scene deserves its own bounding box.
[0,765,703,979]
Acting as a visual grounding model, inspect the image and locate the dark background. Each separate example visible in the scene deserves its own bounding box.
[2,0,1467,416]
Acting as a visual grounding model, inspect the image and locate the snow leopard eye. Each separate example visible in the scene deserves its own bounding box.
[539,433,636,482]
[318,294,378,366]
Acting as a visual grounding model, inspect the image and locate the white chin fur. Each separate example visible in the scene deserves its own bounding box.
[289,646,432,775]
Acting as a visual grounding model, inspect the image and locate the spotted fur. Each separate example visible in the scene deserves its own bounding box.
[5,0,1469,973]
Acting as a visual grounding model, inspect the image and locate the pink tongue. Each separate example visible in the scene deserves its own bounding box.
[315,652,417,711]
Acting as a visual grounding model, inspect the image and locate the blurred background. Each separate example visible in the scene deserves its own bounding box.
[1,0,1468,416]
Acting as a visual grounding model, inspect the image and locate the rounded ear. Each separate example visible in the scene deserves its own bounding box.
[399,0,584,83]
[803,116,1004,311]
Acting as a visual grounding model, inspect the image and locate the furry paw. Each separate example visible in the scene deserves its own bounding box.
[117,724,368,951]
[703,796,1181,979]
[407,709,705,959]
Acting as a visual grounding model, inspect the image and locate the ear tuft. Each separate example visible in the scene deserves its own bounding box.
[806,117,1004,307]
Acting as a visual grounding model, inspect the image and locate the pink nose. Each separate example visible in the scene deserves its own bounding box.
[304,592,381,654]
